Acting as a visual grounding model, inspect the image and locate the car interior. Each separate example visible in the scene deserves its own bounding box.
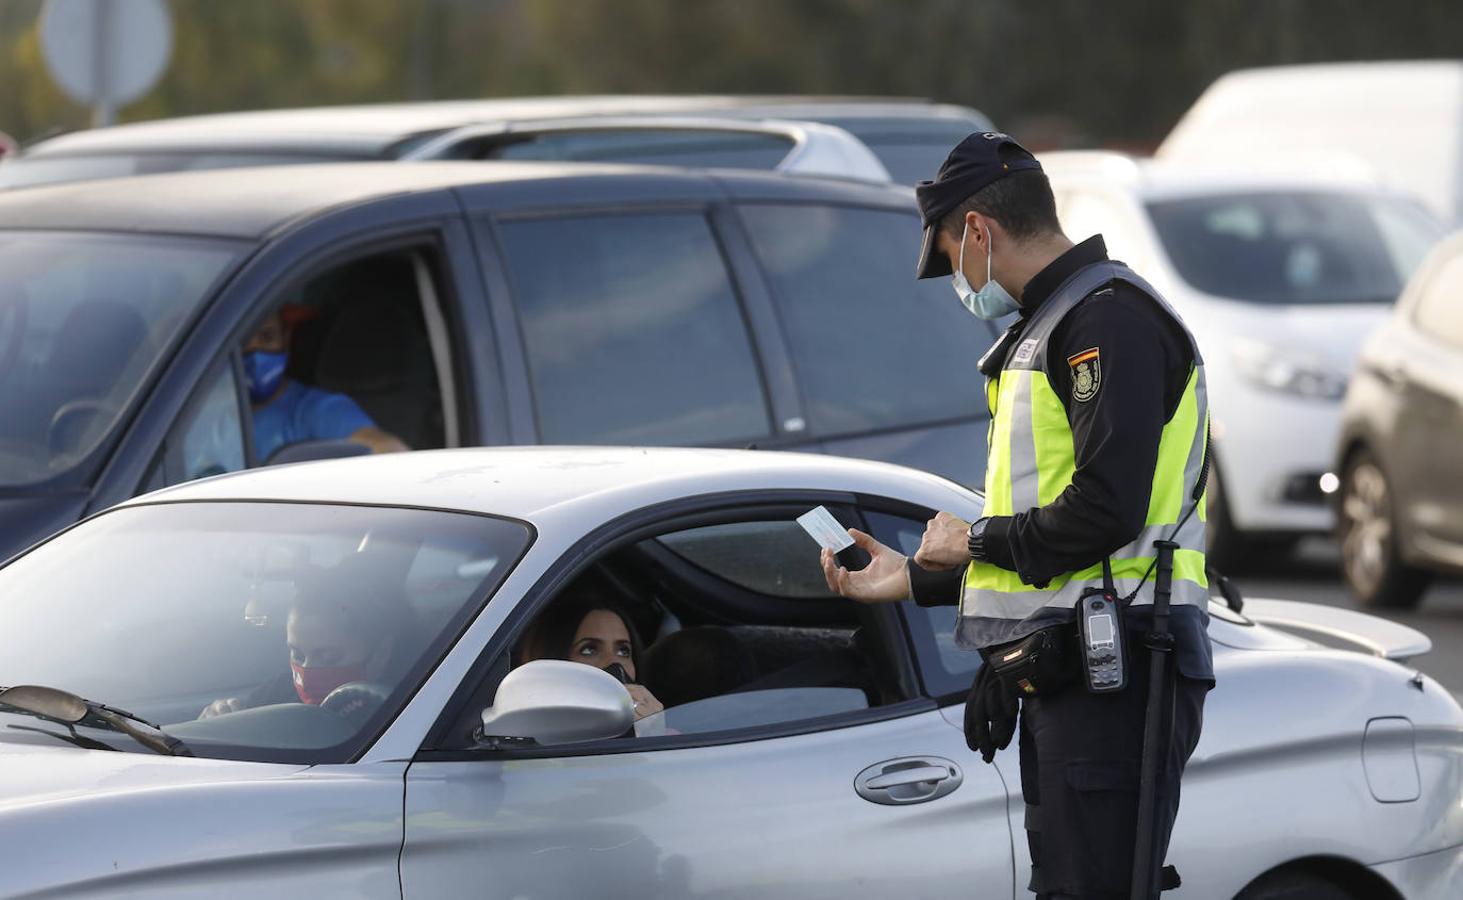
[441,511,923,750]
[277,249,449,455]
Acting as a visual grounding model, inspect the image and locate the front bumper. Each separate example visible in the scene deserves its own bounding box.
[1213,386,1341,535]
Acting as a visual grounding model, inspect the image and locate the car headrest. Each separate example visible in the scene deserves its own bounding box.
[642,626,757,709]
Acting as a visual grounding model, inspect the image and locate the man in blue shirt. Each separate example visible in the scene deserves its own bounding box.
[243,312,407,461]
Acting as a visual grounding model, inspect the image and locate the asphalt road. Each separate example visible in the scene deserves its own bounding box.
[1231,538,1463,696]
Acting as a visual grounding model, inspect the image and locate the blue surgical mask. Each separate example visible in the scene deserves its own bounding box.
[952,222,1020,320]
[243,350,288,404]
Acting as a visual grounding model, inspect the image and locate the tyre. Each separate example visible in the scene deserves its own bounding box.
[1234,869,1358,900]
[1338,449,1430,609]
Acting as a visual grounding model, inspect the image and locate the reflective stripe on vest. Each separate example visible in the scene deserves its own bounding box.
[958,261,1210,650]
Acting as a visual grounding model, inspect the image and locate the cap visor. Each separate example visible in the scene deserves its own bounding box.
[915,223,952,280]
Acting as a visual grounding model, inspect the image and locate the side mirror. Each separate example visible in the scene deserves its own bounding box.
[265,439,371,467]
[479,659,633,747]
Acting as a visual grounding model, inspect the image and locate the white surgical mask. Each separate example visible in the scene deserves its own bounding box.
[953,221,1019,320]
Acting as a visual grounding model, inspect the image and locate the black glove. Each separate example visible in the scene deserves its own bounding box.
[964,663,1019,764]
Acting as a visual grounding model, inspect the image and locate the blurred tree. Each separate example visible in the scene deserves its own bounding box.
[0,0,1461,149]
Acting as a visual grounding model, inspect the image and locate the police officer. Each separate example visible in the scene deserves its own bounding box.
[821,132,1214,899]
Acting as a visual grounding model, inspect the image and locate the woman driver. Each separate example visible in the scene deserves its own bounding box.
[517,589,664,721]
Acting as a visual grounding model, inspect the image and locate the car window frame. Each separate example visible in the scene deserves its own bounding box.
[226,229,477,466]
[481,205,782,448]
[417,489,935,762]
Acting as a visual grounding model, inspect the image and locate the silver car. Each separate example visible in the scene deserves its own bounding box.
[0,448,1458,899]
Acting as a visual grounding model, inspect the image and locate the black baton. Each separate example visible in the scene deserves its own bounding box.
[1130,538,1178,900]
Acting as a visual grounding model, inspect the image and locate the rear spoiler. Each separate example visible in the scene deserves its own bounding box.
[1243,598,1432,662]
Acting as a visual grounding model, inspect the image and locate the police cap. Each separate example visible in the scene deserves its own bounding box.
[914,132,1042,280]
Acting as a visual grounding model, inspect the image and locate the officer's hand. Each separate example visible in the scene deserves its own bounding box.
[964,665,1018,764]
[914,511,972,571]
[821,529,910,604]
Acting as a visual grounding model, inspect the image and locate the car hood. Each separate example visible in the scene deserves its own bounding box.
[0,492,87,566]
[0,741,305,813]
[1180,295,1391,374]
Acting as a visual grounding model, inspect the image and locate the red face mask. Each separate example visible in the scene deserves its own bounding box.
[292,661,366,705]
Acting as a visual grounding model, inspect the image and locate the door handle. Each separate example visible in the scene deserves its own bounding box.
[854,757,963,806]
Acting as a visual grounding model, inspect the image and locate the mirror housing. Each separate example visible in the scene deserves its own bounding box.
[265,439,371,466]
[480,659,633,747]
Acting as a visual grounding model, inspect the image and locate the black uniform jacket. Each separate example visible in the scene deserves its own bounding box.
[909,235,1215,682]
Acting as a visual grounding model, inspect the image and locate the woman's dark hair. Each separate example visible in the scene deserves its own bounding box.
[517,585,645,672]
[289,555,415,650]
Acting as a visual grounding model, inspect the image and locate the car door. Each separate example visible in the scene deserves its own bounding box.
[1400,252,1463,556]
[400,499,1014,899]
[731,201,1000,488]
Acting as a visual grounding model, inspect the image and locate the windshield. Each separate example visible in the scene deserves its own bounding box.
[0,231,240,488]
[0,502,531,763]
[1146,191,1444,305]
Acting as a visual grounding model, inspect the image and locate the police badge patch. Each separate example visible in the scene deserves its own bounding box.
[1067,347,1101,402]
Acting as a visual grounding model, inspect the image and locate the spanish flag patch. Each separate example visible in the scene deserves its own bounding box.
[1067,347,1101,402]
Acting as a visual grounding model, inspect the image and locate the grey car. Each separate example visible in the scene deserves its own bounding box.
[0,94,992,189]
[1336,230,1463,608]
[0,447,1457,899]
[0,161,1002,564]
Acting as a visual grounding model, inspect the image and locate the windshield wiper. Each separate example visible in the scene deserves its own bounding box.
[0,684,194,757]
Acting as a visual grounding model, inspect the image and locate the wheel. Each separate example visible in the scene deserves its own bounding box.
[1338,449,1430,609]
[319,681,391,725]
[1234,869,1357,900]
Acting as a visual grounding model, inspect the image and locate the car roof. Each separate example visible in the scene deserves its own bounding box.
[120,447,976,524]
[1039,150,1400,202]
[22,95,971,158]
[0,159,915,240]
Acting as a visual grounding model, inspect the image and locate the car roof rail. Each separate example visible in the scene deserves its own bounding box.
[400,115,893,184]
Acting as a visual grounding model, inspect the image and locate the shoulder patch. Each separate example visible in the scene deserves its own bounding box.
[1068,347,1101,402]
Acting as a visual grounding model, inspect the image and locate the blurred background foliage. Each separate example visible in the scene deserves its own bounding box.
[2,0,1462,148]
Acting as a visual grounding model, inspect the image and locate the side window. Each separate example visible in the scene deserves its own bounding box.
[243,247,451,465]
[156,361,247,487]
[496,212,772,445]
[446,509,914,751]
[1414,252,1463,349]
[737,203,996,435]
[864,510,980,697]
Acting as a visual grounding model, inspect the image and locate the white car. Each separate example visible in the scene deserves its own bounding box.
[0,448,1459,898]
[1041,152,1445,567]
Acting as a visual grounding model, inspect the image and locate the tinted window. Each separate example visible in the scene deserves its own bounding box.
[0,232,240,487]
[1147,192,1443,304]
[656,521,838,600]
[864,510,978,696]
[0,502,530,763]
[498,213,771,445]
[1415,252,1463,349]
[487,130,791,170]
[739,204,995,435]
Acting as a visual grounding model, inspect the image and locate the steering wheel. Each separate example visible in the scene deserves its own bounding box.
[319,681,391,725]
[47,398,119,457]
[0,299,26,381]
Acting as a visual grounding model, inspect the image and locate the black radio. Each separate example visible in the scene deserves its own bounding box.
[1076,586,1127,693]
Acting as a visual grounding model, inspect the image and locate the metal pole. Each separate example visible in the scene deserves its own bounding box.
[91,0,115,127]
[1130,539,1177,900]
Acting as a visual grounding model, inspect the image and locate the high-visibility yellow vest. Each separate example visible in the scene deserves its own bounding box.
[957,261,1209,650]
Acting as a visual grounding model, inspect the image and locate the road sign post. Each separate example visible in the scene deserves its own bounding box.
[40,0,173,127]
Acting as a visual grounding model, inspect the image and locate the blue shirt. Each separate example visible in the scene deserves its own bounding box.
[253,381,375,462]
